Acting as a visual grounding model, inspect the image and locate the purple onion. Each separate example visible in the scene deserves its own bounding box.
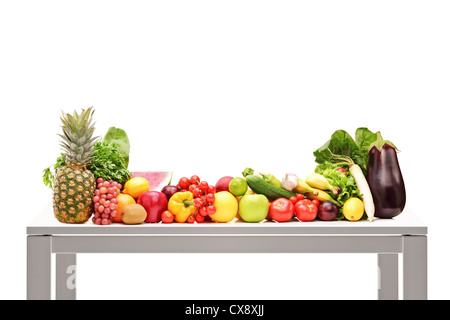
[161,185,179,201]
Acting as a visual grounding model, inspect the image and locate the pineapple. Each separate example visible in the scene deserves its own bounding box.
[53,107,99,223]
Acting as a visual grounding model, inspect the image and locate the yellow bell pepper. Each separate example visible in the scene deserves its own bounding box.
[168,191,197,223]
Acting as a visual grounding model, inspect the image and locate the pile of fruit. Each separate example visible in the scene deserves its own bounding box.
[109,172,367,224]
[45,107,406,225]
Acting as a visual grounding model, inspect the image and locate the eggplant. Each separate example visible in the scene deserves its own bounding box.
[366,132,406,218]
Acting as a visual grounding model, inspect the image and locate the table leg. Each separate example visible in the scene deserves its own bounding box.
[56,254,77,300]
[27,235,51,300]
[377,253,398,300]
[403,235,427,300]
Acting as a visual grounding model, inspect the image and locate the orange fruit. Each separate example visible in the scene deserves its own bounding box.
[122,177,150,199]
[113,193,137,223]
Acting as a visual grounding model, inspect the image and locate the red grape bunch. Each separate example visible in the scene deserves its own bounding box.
[177,175,216,223]
[92,178,122,225]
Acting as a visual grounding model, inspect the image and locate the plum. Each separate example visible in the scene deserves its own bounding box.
[161,185,178,201]
[318,201,339,221]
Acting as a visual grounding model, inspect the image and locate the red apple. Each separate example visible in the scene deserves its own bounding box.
[215,176,234,192]
[137,191,168,223]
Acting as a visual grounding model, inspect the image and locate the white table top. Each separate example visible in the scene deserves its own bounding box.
[27,205,427,236]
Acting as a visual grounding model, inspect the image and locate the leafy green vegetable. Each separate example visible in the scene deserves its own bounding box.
[43,141,132,188]
[313,127,377,174]
[315,162,365,220]
[88,141,132,184]
[103,127,130,168]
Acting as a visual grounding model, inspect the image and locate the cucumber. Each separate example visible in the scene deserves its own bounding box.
[245,175,296,201]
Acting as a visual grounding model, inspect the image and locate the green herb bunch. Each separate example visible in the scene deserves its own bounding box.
[88,141,132,184]
[43,141,131,188]
[43,127,132,188]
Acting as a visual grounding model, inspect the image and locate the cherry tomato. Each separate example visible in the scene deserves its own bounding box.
[195,213,205,223]
[179,177,190,189]
[336,168,347,175]
[198,181,209,192]
[206,205,216,215]
[312,199,320,207]
[269,198,295,222]
[187,214,195,223]
[161,210,174,223]
[294,199,318,222]
[289,196,298,204]
[199,206,208,216]
[207,185,216,194]
[296,194,304,201]
[188,184,197,193]
[206,193,215,204]
[193,187,203,198]
[194,197,204,208]
[190,175,200,185]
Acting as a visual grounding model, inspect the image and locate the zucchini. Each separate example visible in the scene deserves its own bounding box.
[245,175,296,201]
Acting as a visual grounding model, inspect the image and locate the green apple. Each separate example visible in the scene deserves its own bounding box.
[238,194,269,223]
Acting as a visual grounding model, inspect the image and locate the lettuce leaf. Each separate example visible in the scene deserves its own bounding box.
[315,161,366,220]
[103,127,130,169]
[313,127,376,175]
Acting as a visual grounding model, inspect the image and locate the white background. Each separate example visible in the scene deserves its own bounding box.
[1,0,449,300]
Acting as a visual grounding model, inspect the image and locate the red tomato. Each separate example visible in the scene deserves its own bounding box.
[206,205,216,215]
[269,198,295,222]
[296,194,304,201]
[190,175,200,185]
[187,214,195,223]
[188,184,197,193]
[205,193,215,204]
[199,206,208,216]
[178,177,190,189]
[193,187,203,198]
[207,185,216,194]
[289,196,297,205]
[294,199,318,222]
[336,168,347,175]
[161,210,174,223]
[195,213,205,223]
[198,181,209,192]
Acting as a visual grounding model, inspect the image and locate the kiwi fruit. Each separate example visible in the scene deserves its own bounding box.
[122,204,147,224]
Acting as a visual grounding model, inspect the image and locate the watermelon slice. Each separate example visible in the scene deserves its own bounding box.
[130,171,173,192]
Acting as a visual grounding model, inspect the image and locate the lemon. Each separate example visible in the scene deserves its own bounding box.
[210,191,238,223]
[343,197,365,221]
[122,177,150,199]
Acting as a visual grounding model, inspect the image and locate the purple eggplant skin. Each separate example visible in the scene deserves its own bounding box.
[367,143,406,218]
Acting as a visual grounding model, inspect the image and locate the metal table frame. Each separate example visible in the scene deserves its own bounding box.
[27,206,427,300]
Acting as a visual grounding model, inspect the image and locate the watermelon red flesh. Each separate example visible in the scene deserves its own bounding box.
[130,171,173,192]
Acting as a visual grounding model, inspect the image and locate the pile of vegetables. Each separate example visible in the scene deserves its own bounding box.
[311,127,405,220]
[314,162,363,219]
[43,127,132,188]
[245,127,406,222]
[308,128,379,221]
